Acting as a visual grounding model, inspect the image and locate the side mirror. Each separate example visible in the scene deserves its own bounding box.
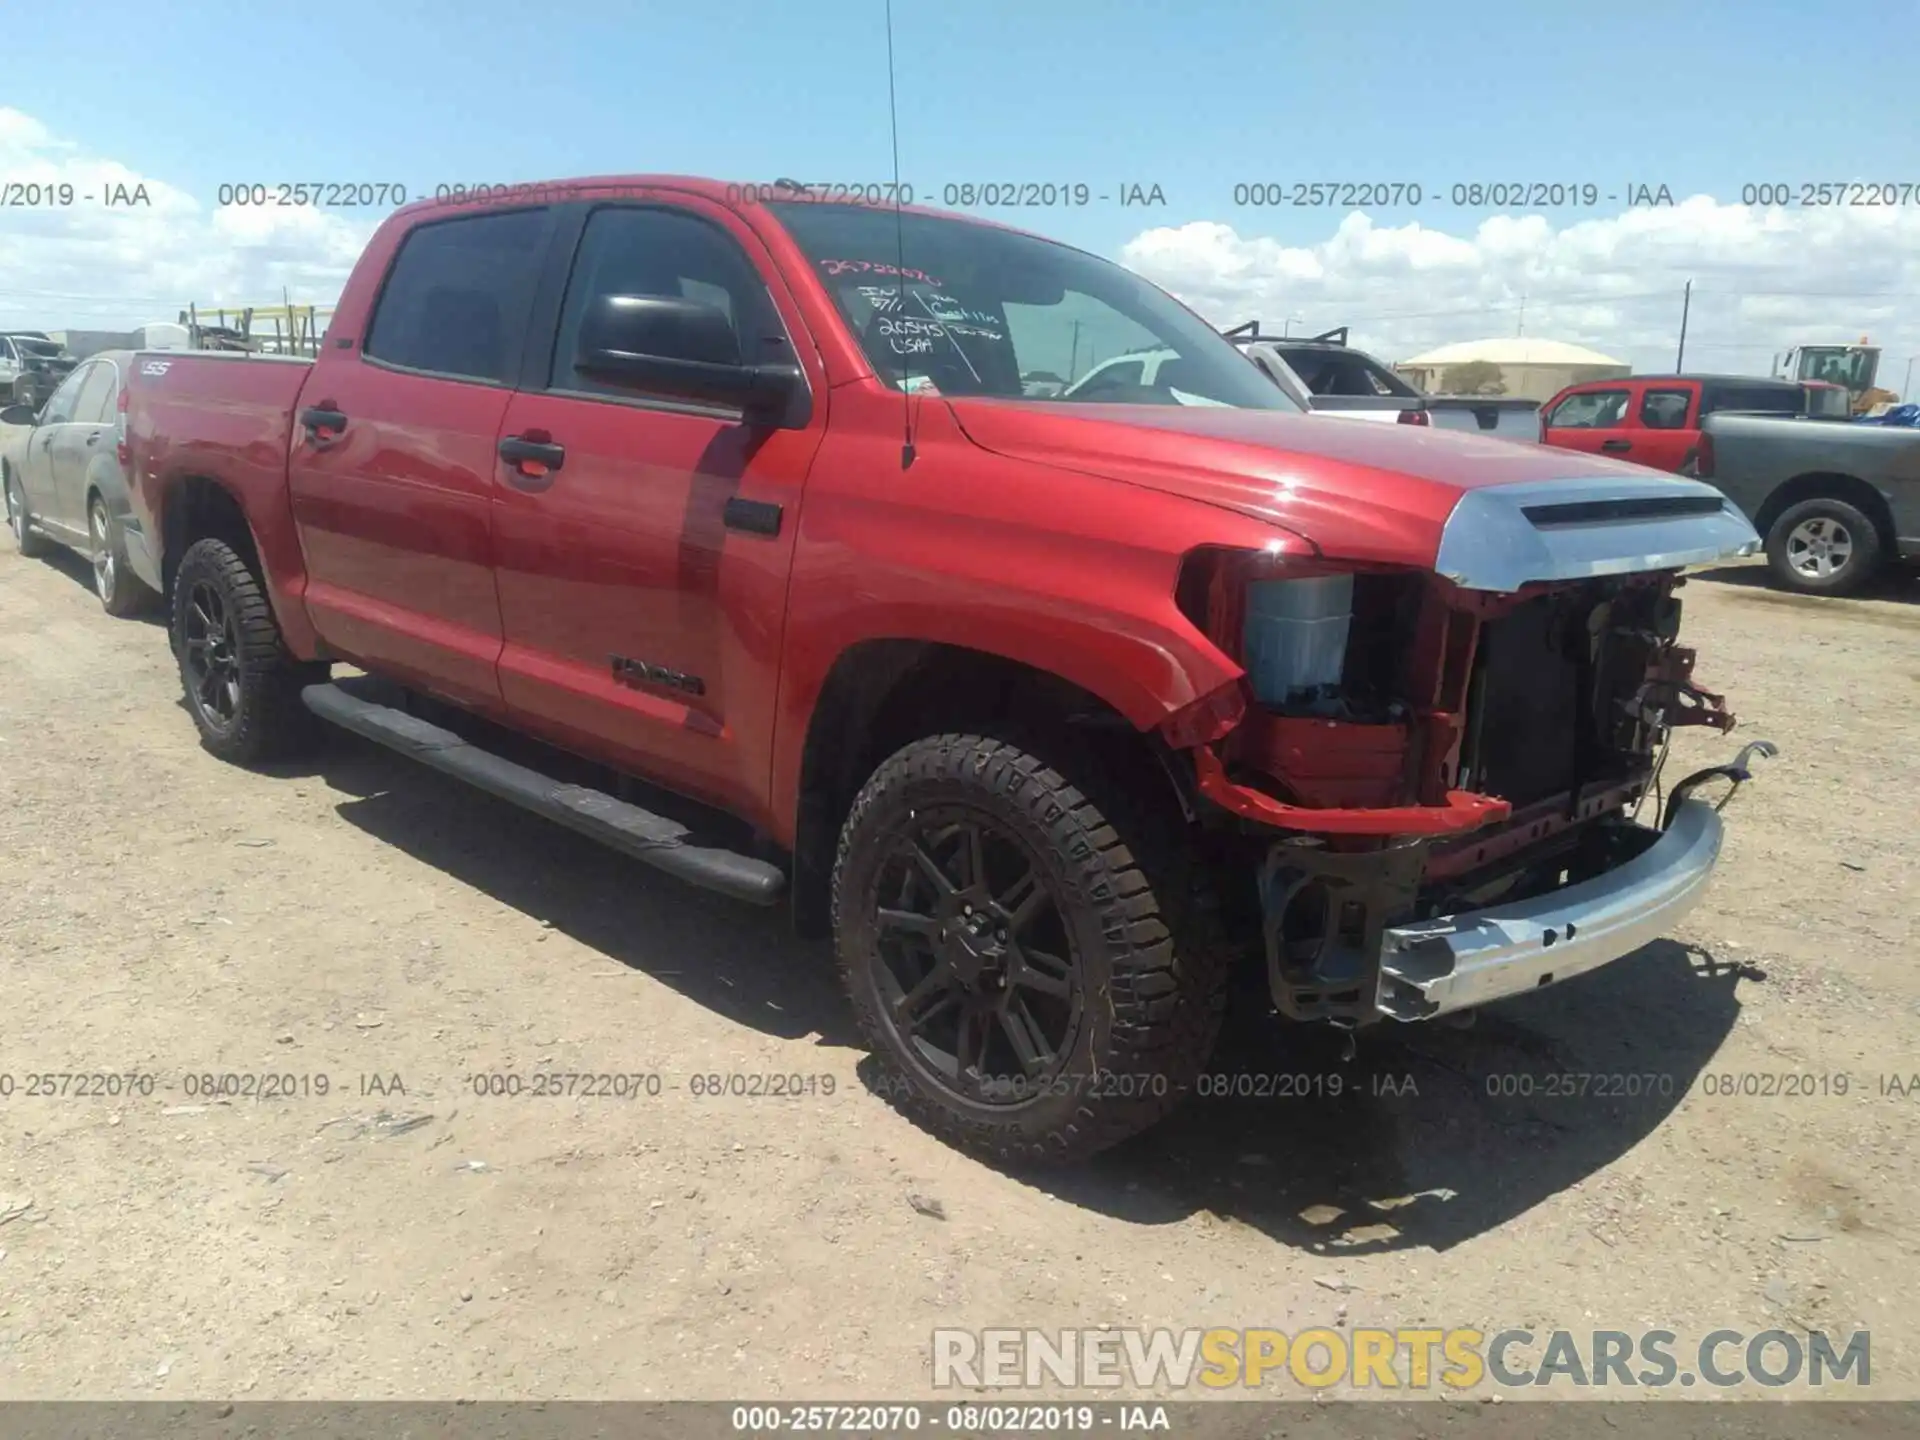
[0,403,37,426]
[575,294,804,426]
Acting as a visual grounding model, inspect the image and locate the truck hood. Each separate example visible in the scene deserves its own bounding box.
[946,398,1707,572]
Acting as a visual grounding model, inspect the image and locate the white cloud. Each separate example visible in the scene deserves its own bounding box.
[1121,198,1920,387]
[4,106,1918,399]
[0,107,377,331]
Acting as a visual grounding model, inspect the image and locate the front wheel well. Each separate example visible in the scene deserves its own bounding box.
[1754,472,1896,551]
[790,640,1198,938]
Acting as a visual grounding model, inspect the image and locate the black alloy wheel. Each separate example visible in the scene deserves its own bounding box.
[180,576,242,730]
[833,733,1228,1163]
[867,806,1084,1106]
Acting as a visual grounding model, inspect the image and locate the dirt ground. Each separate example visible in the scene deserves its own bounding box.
[0,535,1915,1403]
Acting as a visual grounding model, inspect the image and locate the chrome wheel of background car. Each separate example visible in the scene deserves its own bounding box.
[89,500,115,601]
[5,474,23,543]
[181,579,242,728]
[1785,516,1853,580]
[867,810,1083,1107]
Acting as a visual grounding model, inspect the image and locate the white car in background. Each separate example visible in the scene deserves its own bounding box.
[1226,323,1544,442]
[1060,348,1231,407]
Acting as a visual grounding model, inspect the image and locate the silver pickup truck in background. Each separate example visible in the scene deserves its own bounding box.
[1697,410,1920,595]
[1227,323,1544,442]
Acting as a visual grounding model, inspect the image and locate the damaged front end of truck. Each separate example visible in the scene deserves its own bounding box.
[1161,476,1775,1029]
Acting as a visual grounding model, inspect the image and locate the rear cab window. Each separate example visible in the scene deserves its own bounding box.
[1277,347,1418,398]
[364,208,553,384]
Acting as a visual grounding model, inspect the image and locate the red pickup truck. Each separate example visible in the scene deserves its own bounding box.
[124,178,1770,1162]
[1539,372,1849,473]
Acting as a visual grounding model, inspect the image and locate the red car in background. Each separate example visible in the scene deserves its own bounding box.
[1540,373,1848,473]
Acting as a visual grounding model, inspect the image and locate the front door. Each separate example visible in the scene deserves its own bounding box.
[1542,384,1636,460]
[490,196,827,824]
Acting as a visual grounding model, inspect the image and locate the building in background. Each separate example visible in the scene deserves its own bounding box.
[1395,338,1630,402]
[45,323,194,359]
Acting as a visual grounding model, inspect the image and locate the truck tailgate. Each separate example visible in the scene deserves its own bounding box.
[1426,397,1542,442]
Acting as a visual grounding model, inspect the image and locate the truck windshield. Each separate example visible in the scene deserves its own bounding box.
[1794,348,1876,391]
[766,202,1299,411]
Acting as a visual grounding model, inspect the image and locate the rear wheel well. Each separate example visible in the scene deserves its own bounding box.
[1754,473,1896,551]
[790,641,1197,938]
[161,477,261,611]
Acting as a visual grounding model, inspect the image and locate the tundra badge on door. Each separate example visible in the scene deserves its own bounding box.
[610,655,706,697]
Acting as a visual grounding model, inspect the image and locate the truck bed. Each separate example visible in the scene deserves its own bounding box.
[124,349,317,625]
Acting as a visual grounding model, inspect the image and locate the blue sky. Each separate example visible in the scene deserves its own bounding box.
[7,0,1911,254]
[3,0,1917,377]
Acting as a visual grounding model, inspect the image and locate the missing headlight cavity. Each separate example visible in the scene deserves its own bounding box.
[1245,570,1423,720]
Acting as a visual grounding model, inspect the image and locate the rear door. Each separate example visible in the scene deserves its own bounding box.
[488,195,828,822]
[1541,382,1636,458]
[50,358,119,527]
[20,362,90,536]
[1631,382,1698,472]
[288,205,557,712]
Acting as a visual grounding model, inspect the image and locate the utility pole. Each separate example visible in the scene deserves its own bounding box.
[1067,321,1081,382]
[1516,294,1527,338]
[1675,280,1692,372]
[1904,354,1915,399]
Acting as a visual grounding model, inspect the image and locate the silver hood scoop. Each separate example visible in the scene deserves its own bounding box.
[1434,476,1761,593]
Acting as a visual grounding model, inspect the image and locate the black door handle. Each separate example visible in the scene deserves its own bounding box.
[85,429,102,445]
[1600,439,1632,452]
[300,406,348,435]
[498,435,566,472]
[723,497,783,536]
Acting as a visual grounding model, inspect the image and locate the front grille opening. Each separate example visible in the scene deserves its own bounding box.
[1463,595,1585,806]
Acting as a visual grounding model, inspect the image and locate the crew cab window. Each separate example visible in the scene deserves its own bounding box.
[1640,389,1691,429]
[37,364,89,424]
[548,206,785,399]
[1546,388,1630,428]
[1279,348,1415,398]
[74,361,117,424]
[364,209,549,384]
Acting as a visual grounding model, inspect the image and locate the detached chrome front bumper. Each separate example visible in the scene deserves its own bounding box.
[1375,799,1725,1021]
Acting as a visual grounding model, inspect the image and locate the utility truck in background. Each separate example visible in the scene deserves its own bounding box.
[115,177,1770,1162]
[1774,339,1900,415]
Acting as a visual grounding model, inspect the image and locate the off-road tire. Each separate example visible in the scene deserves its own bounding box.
[5,463,52,559]
[1765,497,1882,597]
[832,732,1228,1164]
[170,537,325,764]
[89,494,159,617]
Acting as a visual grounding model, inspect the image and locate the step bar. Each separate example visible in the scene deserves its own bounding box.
[301,683,786,906]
